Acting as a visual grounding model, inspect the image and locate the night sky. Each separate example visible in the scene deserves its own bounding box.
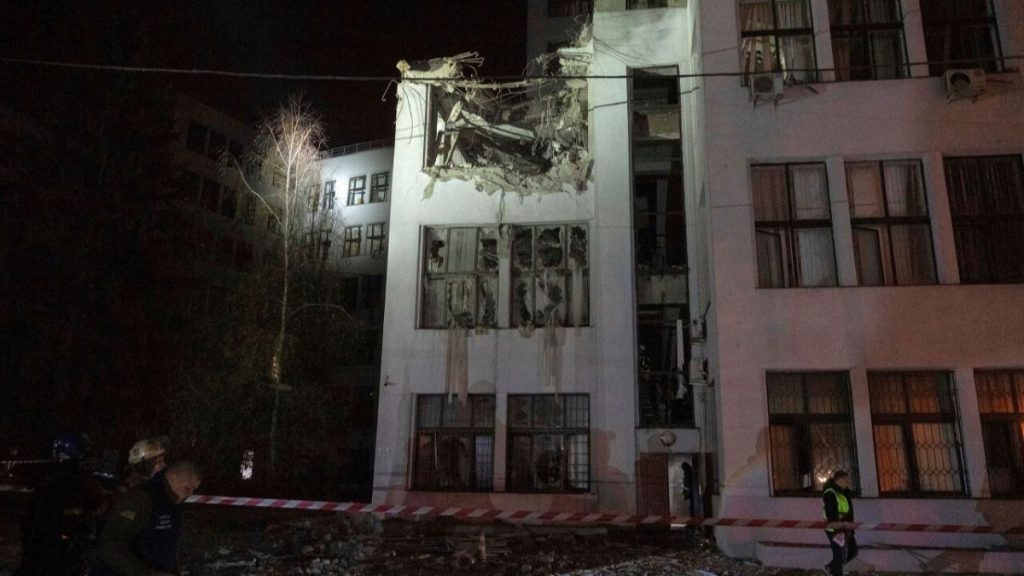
[1,0,527,144]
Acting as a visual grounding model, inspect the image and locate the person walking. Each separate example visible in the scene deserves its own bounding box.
[822,470,857,576]
[88,461,202,576]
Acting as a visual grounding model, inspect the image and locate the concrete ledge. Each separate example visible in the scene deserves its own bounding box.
[756,540,1024,574]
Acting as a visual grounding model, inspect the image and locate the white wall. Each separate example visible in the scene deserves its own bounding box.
[695,0,1024,558]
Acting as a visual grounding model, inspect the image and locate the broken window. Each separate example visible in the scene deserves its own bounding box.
[367,223,386,257]
[740,0,817,85]
[343,225,361,258]
[413,394,495,491]
[975,370,1024,497]
[512,224,589,328]
[753,163,837,288]
[768,372,858,494]
[829,0,908,81]
[507,394,589,493]
[847,160,936,286]
[869,372,966,496]
[370,172,389,203]
[323,180,336,210]
[421,227,499,329]
[348,175,366,206]
[636,306,692,428]
[945,155,1024,284]
[922,0,1002,75]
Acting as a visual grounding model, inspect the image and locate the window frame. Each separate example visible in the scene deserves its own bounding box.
[370,171,390,203]
[921,0,1004,76]
[419,226,500,330]
[348,175,367,206]
[323,180,336,211]
[846,160,937,286]
[367,223,386,257]
[412,394,496,492]
[506,394,591,494]
[511,223,590,328]
[868,371,969,498]
[740,0,819,85]
[975,370,1024,498]
[547,0,591,17]
[342,225,362,258]
[828,0,909,81]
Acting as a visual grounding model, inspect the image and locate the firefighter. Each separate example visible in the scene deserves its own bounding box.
[88,461,202,576]
[822,470,857,576]
[15,432,105,576]
[124,437,167,490]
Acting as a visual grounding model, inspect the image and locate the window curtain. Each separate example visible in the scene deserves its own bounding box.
[791,165,836,286]
[741,0,776,77]
[884,162,936,284]
[776,0,814,82]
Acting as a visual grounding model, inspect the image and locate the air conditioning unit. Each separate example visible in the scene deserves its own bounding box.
[944,69,987,100]
[750,72,785,102]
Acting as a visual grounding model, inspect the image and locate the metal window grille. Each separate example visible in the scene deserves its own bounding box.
[869,371,967,496]
[421,227,499,329]
[507,394,590,493]
[511,224,589,328]
[829,0,908,81]
[370,172,389,203]
[767,372,858,494]
[413,395,495,491]
[975,370,1024,497]
[343,226,361,258]
[348,176,366,205]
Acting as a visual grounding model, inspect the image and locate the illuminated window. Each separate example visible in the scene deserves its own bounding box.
[829,0,908,81]
[370,172,389,203]
[767,372,858,494]
[752,163,837,288]
[975,370,1024,497]
[348,176,366,205]
[343,226,361,258]
[846,160,936,285]
[367,223,386,257]
[413,395,495,491]
[507,394,590,493]
[511,224,589,328]
[922,0,1003,75]
[869,372,967,496]
[740,0,817,85]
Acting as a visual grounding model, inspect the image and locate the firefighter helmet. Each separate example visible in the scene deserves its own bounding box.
[128,438,167,465]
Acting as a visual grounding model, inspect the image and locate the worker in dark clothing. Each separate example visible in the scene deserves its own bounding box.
[88,461,202,576]
[124,437,167,490]
[822,470,857,576]
[15,432,106,576]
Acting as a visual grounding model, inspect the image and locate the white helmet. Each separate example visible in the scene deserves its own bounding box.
[128,438,167,465]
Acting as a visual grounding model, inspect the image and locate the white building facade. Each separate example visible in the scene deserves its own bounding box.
[377,0,1024,571]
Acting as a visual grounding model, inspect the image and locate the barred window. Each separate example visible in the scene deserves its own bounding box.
[869,372,967,496]
[413,395,495,491]
[753,163,837,288]
[343,226,361,258]
[421,227,499,329]
[323,180,336,210]
[921,0,1003,76]
[740,0,817,85]
[945,156,1024,284]
[767,372,858,494]
[348,175,366,206]
[847,160,936,286]
[367,223,386,257]
[828,0,908,81]
[512,224,589,328]
[975,371,1024,497]
[370,172,389,203]
[507,395,590,493]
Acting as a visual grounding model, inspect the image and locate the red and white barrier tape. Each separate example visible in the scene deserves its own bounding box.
[0,459,50,465]
[185,495,1024,535]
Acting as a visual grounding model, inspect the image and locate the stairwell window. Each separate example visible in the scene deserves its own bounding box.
[740,0,817,85]
[413,395,495,491]
[768,372,858,494]
[921,0,1003,75]
[507,394,590,493]
[847,160,936,285]
[945,155,1024,284]
[869,372,967,496]
[753,163,837,288]
[975,371,1024,497]
[829,0,908,81]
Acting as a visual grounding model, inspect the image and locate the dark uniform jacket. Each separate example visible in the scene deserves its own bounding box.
[89,473,182,576]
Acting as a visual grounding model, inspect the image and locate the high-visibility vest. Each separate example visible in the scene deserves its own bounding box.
[823,487,850,531]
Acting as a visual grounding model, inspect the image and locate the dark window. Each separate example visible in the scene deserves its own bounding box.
[740,0,817,84]
[363,275,385,311]
[220,188,237,220]
[339,277,359,310]
[921,0,1002,75]
[753,163,837,288]
[975,371,1024,497]
[186,122,207,154]
[207,130,226,161]
[202,178,221,213]
[367,223,386,257]
[869,372,967,496]
[511,224,589,328]
[421,227,499,329]
[507,394,590,493]
[343,226,361,258]
[370,172,389,203]
[628,0,683,7]
[181,171,202,203]
[413,395,495,491]
[323,180,336,210]
[945,155,1024,284]
[348,176,366,205]
[829,0,908,81]
[547,0,591,17]
[847,160,936,285]
[767,372,858,494]
[228,139,245,161]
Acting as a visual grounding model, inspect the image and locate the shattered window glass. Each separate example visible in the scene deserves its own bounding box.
[421,226,498,329]
[511,224,589,328]
[507,394,590,493]
[414,394,495,491]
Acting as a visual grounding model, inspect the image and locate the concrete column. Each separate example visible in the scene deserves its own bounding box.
[953,368,988,498]
[849,368,879,497]
[827,156,858,287]
[901,0,930,78]
[494,393,508,491]
[811,0,836,83]
[921,151,960,285]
